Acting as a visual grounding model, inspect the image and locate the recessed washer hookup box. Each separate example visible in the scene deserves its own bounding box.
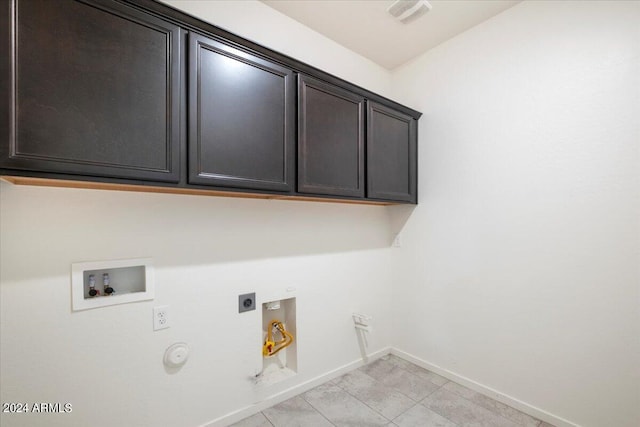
[71,258,154,311]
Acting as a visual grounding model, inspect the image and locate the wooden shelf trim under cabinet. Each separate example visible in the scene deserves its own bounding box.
[0,176,396,206]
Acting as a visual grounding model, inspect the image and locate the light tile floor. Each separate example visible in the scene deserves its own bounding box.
[230,354,555,427]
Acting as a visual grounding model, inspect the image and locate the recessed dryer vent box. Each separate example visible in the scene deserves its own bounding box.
[71,258,154,311]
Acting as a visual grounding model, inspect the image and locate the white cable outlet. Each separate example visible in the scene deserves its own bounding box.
[153,305,170,331]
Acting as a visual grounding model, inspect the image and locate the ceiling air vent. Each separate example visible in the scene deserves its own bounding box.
[387,0,432,24]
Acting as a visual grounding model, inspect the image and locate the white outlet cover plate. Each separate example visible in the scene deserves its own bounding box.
[153,305,170,331]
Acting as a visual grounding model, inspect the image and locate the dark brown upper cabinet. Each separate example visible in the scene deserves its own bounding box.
[298,75,365,198]
[367,102,417,203]
[188,33,295,192]
[0,0,181,182]
[0,0,421,205]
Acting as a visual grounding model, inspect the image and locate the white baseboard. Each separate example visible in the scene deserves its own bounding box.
[201,346,580,427]
[201,346,391,427]
[390,348,580,427]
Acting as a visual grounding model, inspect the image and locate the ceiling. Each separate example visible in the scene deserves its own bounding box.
[261,0,521,70]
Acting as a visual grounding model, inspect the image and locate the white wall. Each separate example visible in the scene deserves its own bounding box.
[3,1,638,427]
[0,2,394,426]
[161,0,392,98]
[390,1,640,427]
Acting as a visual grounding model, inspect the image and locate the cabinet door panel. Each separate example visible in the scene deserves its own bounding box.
[189,33,294,191]
[1,0,181,182]
[367,102,417,203]
[298,75,364,197]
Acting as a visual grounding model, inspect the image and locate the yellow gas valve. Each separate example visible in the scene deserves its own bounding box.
[262,320,294,357]
[262,340,275,356]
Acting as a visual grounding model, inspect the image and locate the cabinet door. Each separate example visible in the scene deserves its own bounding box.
[189,33,294,192]
[0,0,181,182]
[367,102,417,203]
[298,75,364,198]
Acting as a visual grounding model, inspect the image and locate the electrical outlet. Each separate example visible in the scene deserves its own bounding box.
[238,293,256,313]
[153,305,170,331]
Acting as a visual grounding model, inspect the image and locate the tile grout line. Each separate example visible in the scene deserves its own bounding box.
[239,355,547,427]
[357,364,424,403]
[387,355,546,426]
[377,355,462,426]
[389,402,420,425]
[336,361,439,422]
[259,411,276,427]
[378,356,455,403]
[421,388,525,427]
[298,392,339,427]
[336,363,453,424]
[435,384,543,427]
[260,410,276,427]
[330,375,393,422]
[395,377,461,427]
[411,401,462,427]
[386,356,536,427]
